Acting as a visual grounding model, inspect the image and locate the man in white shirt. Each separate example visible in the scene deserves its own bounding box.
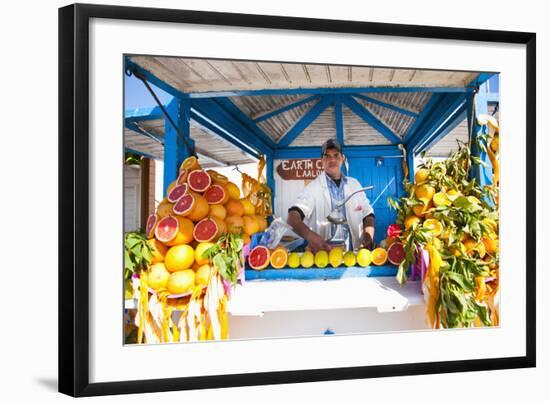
[287,139,375,253]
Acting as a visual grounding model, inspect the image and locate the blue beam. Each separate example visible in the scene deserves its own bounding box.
[342,95,401,144]
[191,98,273,156]
[407,150,415,182]
[467,72,497,89]
[190,108,262,159]
[402,93,443,142]
[277,96,332,147]
[274,145,402,159]
[352,94,419,118]
[213,97,276,148]
[125,105,165,122]
[415,104,467,154]
[467,85,492,187]
[189,86,473,98]
[266,156,275,213]
[406,93,465,152]
[254,95,320,123]
[334,96,344,144]
[163,97,194,196]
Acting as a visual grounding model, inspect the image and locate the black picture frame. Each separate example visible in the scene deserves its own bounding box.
[58,3,536,397]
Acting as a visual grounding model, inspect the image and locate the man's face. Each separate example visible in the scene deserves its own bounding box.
[321,148,344,178]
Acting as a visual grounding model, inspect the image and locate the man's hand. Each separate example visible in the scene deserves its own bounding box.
[361,232,374,251]
[306,232,331,253]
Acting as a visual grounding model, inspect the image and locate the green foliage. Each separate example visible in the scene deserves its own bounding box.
[202,233,244,287]
[124,231,152,280]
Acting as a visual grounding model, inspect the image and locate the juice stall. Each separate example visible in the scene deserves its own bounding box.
[123,56,500,343]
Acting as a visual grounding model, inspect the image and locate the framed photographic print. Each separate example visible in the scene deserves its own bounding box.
[58,3,536,397]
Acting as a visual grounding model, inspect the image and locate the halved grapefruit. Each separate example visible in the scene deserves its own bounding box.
[187,170,212,193]
[173,193,195,216]
[248,246,270,270]
[387,242,405,266]
[154,216,179,243]
[145,214,158,239]
[167,183,188,203]
[193,217,222,242]
[179,155,201,173]
[204,184,228,205]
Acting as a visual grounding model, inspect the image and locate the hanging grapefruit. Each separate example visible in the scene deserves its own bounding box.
[248,246,270,270]
[187,169,212,193]
[193,217,222,242]
[154,216,179,243]
[167,183,188,203]
[387,242,405,266]
[163,216,194,246]
[179,155,201,173]
[145,214,158,239]
[204,184,228,205]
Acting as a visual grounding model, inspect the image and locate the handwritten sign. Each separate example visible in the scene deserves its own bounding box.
[276,158,323,180]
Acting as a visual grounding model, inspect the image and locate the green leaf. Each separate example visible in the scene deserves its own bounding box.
[125,250,134,271]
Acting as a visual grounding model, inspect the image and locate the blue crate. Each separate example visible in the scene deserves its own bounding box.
[244,265,404,281]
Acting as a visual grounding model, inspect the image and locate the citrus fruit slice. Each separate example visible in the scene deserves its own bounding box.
[404,215,422,230]
[173,193,195,216]
[179,155,200,173]
[248,246,270,270]
[145,214,158,239]
[412,198,432,218]
[371,248,388,266]
[154,216,179,243]
[270,248,288,269]
[204,184,228,205]
[163,216,194,246]
[387,242,405,266]
[187,169,212,193]
[432,192,451,207]
[167,183,188,203]
[193,217,221,242]
[423,218,443,237]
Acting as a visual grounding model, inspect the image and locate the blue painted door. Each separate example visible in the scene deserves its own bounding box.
[347,156,405,245]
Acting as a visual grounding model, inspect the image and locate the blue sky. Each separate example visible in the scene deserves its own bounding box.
[124,74,173,111]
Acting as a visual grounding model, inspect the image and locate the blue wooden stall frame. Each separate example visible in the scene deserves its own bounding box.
[124,57,498,277]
